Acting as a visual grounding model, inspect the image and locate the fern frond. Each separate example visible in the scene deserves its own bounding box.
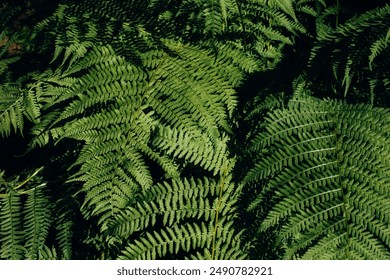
[188,219,247,260]
[1,0,335,261]
[25,28,245,228]
[0,84,24,137]
[369,28,389,70]
[111,171,242,259]
[0,168,70,260]
[109,177,219,236]
[270,0,297,21]
[204,0,224,36]
[37,245,58,260]
[118,222,211,260]
[153,127,229,176]
[23,184,51,259]
[245,95,390,259]
[118,217,243,260]
[55,220,73,260]
[0,191,24,259]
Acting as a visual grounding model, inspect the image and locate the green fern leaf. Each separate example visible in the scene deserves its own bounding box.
[369,28,389,70]
[270,0,297,21]
[109,170,242,260]
[118,222,211,260]
[23,184,51,260]
[309,5,390,105]
[0,85,25,137]
[245,94,390,259]
[0,191,24,259]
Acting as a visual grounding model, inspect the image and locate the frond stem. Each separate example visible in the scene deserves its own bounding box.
[13,167,44,191]
[334,116,351,259]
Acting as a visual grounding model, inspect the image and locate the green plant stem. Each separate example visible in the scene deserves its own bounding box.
[14,166,44,191]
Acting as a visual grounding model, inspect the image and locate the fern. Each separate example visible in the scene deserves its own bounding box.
[309,4,390,105]
[0,168,55,260]
[0,28,44,137]
[368,28,389,70]
[114,165,245,259]
[245,92,390,259]
[270,0,297,21]
[23,184,51,259]
[18,1,265,258]
[27,40,242,231]
[2,0,387,261]
[0,85,24,137]
[0,190,24,259]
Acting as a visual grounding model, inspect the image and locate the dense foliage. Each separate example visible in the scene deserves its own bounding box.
[1,0,389,260]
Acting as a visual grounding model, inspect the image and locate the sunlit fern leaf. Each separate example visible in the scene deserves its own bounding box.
[107,178,210,236]
[74,146,152,223]
[27,46,153,228]
[147,40,240,134]
[204,0,224,36]
[1,0,323,261]
[108,158,240,260]
[245,94,390,259]
[118,219,242,260]
[109,171,242,259]
[153,127,229,176]
[107,177,225,236]
[26,23,246,228]
[220,0,239,28]
[270,0,297,21]
[218,42,260,75]
[187,218,247,260]
[118,222,211,260]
